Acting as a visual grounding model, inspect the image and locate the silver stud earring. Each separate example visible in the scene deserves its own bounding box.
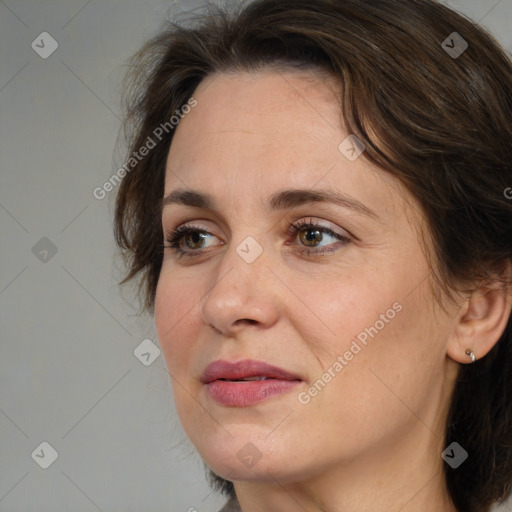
[465,349,476,363]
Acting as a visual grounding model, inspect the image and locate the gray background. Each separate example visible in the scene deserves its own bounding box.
[0,1,511,511]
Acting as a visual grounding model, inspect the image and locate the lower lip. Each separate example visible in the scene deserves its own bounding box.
[205,379,301,407]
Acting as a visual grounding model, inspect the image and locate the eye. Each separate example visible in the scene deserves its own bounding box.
[285,218,351,255]
[163,218,351,259]
[163,224,221,258]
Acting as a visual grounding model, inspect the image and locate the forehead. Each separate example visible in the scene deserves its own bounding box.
[164,70,411,223]
[175,69,342,142]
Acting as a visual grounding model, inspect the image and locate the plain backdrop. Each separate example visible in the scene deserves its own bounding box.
[1,0,511,511]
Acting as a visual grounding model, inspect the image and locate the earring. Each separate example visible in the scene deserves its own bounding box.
[465,349,476,363]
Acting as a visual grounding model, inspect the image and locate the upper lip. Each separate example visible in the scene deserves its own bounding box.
[200,359,302,383]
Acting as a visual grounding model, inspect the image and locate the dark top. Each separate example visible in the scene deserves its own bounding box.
[219,497,242,512]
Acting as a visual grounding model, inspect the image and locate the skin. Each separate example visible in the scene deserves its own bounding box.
[154,69,511,512]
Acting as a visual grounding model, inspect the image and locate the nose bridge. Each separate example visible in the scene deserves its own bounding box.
[200,231,278,333]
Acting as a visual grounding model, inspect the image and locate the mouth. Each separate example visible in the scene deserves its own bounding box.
[200,359,302,383]
[201,359,302,407]
[217,376,274,381]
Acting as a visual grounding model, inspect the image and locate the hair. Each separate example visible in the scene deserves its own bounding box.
[113,0,512,510]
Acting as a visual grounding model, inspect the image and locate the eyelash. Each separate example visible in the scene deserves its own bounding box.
[163,219,351,259]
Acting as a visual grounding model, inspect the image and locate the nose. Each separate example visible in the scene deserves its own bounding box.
[200,238,281,337]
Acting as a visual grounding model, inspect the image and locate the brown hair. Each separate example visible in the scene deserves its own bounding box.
[113,0,512,510]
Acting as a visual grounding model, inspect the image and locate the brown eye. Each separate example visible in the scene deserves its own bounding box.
[287,220,351,255]
[299,228,324,247]
[182,232,207,250]
[164,225,221,258]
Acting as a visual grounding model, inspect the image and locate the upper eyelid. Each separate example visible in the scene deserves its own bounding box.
[161,200,365,237]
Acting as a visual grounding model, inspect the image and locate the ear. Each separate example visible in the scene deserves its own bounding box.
[447,264,512,364]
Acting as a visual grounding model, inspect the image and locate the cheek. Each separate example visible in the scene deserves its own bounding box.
[317,288,442,434]
[154,272,199,370]
[291,269,405,358]
[302,268,436,398]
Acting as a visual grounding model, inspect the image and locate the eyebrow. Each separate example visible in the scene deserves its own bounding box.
[161,188,378,219]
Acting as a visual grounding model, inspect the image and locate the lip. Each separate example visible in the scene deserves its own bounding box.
[201,359,302,407]
[201,359,301,383]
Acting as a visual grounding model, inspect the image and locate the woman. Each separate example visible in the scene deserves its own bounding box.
[113,0,512,510]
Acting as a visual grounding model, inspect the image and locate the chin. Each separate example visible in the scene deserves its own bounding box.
[193,430,316,485]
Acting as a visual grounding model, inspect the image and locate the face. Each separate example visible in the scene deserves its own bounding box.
[154,70,459,486]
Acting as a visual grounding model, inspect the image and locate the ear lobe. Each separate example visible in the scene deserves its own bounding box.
[446,279,512,364]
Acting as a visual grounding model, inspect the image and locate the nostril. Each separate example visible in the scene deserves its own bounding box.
[235,319,257,326]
